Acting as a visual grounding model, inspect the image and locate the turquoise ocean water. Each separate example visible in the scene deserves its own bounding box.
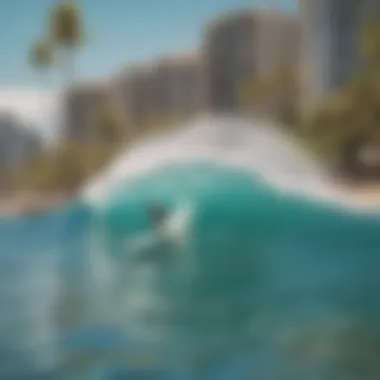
[1,161,380,379]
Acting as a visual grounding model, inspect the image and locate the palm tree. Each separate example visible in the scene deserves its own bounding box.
[269,68,299,126]
[302,16,380,180]
[240,75,272,111]
[94,107,124,147]
[240,68,299,125]
[24,41,55,193]
[48,0,88,188]
[29,40,55,76]
[29,40,55,111]
[29,39,55,109]
[49,0,83,88]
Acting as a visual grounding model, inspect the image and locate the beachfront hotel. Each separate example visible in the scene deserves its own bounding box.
[117,53,203,131]
[299,0,380,113]
[117,63,155,131]
[63,8,302,134]
[150,53,203,121]
[202,8,300,114]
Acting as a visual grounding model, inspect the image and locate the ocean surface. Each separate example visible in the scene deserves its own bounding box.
[1,116,380,380]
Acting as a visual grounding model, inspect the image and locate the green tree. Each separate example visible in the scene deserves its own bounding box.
[49,0,88,185]
[28,40,55,124]
[359,16,380,70]
[240,75,272,109]
[29,40,55,75]
[240,68,299,126]
[49,0,83,88]
[304,16,380,180]
[93,107,124,147]
[19,1,126,193]
[269,68,299,126]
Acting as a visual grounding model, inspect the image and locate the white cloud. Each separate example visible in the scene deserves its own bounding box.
[0,88,61,138]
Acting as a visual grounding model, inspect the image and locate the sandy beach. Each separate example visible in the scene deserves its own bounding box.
[0,192,69,217]
[0,181,379,217]
[337,182,380,205]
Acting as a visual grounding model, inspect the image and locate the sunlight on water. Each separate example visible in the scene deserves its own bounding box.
[0,244,60,379]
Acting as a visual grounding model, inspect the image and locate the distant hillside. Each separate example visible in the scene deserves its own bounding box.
[0,111,43,187]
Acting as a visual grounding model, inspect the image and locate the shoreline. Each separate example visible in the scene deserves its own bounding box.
[0,192,70,217]
[0,181,379,217]
[340,184,380,204]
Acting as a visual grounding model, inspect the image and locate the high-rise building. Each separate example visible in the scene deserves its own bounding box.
[202,8,300,113]
[117,54,202,131]
[117,63,154,131]
[151,53,203,120]
[63,80,111,141]
[300,0,380,112]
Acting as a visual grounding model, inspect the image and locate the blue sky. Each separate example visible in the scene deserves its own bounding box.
[0,0,296,88]
[0,0,296,132]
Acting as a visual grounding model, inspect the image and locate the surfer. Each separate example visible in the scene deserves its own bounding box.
[147,203,169,230]
[128,202,188,263]
[126,203,171,263]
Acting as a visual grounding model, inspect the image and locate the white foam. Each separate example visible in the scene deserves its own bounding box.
[81,115,380,212]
